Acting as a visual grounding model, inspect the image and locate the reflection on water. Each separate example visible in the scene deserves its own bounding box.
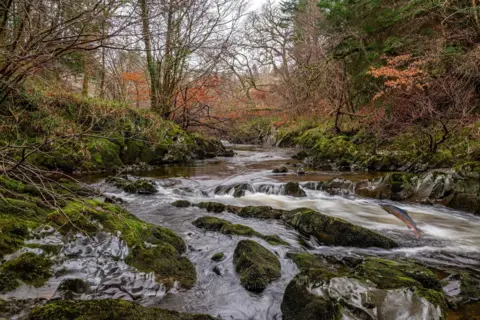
[89,144,480,319]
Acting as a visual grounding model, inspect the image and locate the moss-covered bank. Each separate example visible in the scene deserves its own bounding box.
[26,300,215,320]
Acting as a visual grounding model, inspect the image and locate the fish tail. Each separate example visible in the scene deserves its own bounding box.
[414,228,424,239]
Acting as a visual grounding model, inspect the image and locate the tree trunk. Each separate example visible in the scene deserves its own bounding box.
[139,0,157,111]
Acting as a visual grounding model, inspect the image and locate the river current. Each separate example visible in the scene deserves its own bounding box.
[98,144,480,319]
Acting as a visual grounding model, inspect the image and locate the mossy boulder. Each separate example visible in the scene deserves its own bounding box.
[108,176,158,194]
[283,182,306,197]
[235,206,285,220]
[284,208,398,249]
[273,166,288,174]
[0,253,52,293]
[233,240,281,292]
[26,300,216,320]
[283,254,446,320]
[172,200,192,208]
[192,216,287,245]
[197,202,226,213]
[48,200,195,289]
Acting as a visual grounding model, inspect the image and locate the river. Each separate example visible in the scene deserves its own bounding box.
[93,144,480,319]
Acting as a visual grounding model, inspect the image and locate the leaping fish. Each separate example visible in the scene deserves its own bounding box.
[380,204,424,239]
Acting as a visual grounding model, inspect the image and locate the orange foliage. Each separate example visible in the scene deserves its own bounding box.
[120,71,150,108]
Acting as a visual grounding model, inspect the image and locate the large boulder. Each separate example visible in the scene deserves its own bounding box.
[233,240,281,292]
[283,208,398,249]
[283,182,307,197]
[282,254,446,320]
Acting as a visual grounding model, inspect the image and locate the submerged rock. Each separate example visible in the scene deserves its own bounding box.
[26,299,216,320]
[284,208,398,249]
[233,240,281,292]
[192,216,287,245]
[283,254,446,320]
[197,202,226,213]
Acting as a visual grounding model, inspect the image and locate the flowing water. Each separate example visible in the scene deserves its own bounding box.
[93,144,480,319]
[3,144,480,319]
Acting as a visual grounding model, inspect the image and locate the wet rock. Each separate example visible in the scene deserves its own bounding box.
[56,279,90,299]
[235,206,285,220]
[172,200,191,208]
[233,240,281,293]
[192,216,287,245]
[212,265,223,276]
[26,299,216,320]
[104,195,124,204]
[107,176,158,194]
[197,202,226,213]
[292,150,308,160]
[283,254,446,320]
[283,182,306,197]
[296,166,305,175]
[283,208,398,249]
[442,272,480,306]
[233,183,254,197]
[272,166,288,174]
[211,252,225,262]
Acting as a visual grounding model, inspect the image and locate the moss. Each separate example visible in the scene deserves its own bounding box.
[123,180,158,194]
[284,182,306,197]
[197,202,226,213]
[354,258,440,290]
[0,253,52,293]
[0,216,36,259]
[48,200,194,288]
[211,252,225,262]
[126,246,196,289]
[236,206,285,219]
[460,272,480,300]
[39,244,62,256]
[416,287,447,312]
[108,177,158,194]
[193,216,287,245]
[26,300,216,320]
[172,200,192,208]
[281,270,343,320]
[84,138,123,170]
[233,240,281,292]
[284,208,398,249]
[0,198,47,220]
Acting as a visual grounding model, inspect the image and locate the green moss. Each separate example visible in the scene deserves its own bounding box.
[193,216,287,245]
[26,300,216,320]
[58,278,89,294]
[233,240,281,292]
[126,246,196,289]
[211,252,225,262]
[84,138,123,170]
[172,200,192,208]
[197,202,226,213]
[460,272,480,300]
[108,177,158,194]
[285,208,398,249]
[416,287,447,313]
[0,216,36,259]
[0,253,52,293]
[236,206,285,219]
[281,270,343,320]
[354,258,440,290]
[0,198,47,220]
